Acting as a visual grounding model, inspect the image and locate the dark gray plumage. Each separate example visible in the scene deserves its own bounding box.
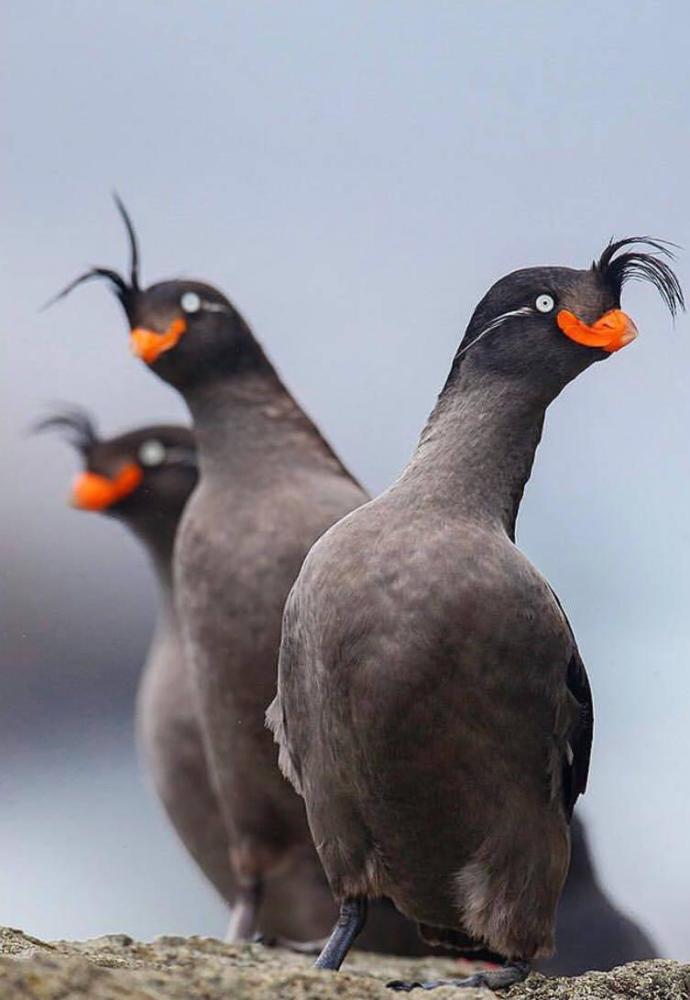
[269,240,681,989]
[36,414,240,902]
[169,358,368,944]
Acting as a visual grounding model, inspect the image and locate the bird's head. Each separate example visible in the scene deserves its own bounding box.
[447,238,684,400]
[35,407,198,519]
[47,197,271,390]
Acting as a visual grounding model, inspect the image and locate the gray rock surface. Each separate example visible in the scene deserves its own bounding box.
[0,927,687,999]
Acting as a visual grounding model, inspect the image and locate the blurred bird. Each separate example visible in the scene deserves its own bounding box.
[33,411,242,902]
[268,239,682,990]
[46,200,444,954]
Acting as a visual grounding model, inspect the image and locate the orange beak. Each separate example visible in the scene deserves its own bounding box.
[129,317,187,364]
[70,463,143,511]
[556,308,639,353]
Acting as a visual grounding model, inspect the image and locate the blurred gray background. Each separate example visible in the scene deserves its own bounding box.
[2,0,690,959]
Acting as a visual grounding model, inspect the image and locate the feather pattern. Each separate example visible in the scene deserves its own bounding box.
[33,404,99,454]
[595,237,685,316]
[453,306,534,363]
[42,194,141,321]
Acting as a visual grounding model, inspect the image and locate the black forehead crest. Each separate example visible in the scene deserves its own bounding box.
[595,237,684,317]
[33,404,99,454]
[43,193,141,322]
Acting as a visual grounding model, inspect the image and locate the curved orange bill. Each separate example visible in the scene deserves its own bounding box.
[70,463,143,511]
[129,317,187,364]
[556,308,638,353]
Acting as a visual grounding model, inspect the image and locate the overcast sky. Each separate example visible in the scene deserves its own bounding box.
[3,0,690,958]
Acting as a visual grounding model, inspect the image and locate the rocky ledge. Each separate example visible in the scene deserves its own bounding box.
[0,927,687,999]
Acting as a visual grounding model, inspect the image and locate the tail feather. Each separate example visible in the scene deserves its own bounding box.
[265,695,303,795]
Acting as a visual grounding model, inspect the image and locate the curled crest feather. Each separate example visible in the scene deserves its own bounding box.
[595,237,685,317]
[33,404,99,454]
[42,194,141,320]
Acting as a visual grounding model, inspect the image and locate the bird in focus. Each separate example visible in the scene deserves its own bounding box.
[269,239,683,991]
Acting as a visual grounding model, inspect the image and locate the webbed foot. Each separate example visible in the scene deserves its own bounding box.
[387,959,530,992]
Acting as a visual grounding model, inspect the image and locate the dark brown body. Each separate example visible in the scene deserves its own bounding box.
[174,387,365,939]
[272,494,575,958]
[135,609,238,905]
[270,243,683,971]
[39,417,242,914]
[269,262,627,963]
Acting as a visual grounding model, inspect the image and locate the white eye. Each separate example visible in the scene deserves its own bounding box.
[535,293,555,313]
[181,291,201,314]
[138,439,166,467]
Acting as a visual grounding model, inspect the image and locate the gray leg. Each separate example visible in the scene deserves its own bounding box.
[314,897,368,970]
[387,959,530,992]
[225,879,263,943]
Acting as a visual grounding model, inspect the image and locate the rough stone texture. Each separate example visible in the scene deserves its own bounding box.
[0,927,687,999]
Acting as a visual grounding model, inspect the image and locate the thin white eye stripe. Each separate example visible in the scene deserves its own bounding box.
[454,306,534,362]
[201,301,230,313]
[180,291,230,315]
[137,442,196,468]
[164,446,197,466]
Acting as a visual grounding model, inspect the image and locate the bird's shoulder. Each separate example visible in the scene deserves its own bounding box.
[297,497,551,604]
[287,498,571,671]
[177,465,364,568]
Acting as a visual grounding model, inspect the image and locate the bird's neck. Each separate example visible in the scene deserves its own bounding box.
[402,369,548,539]
[183,371,346,482]
[124,513,179,606]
